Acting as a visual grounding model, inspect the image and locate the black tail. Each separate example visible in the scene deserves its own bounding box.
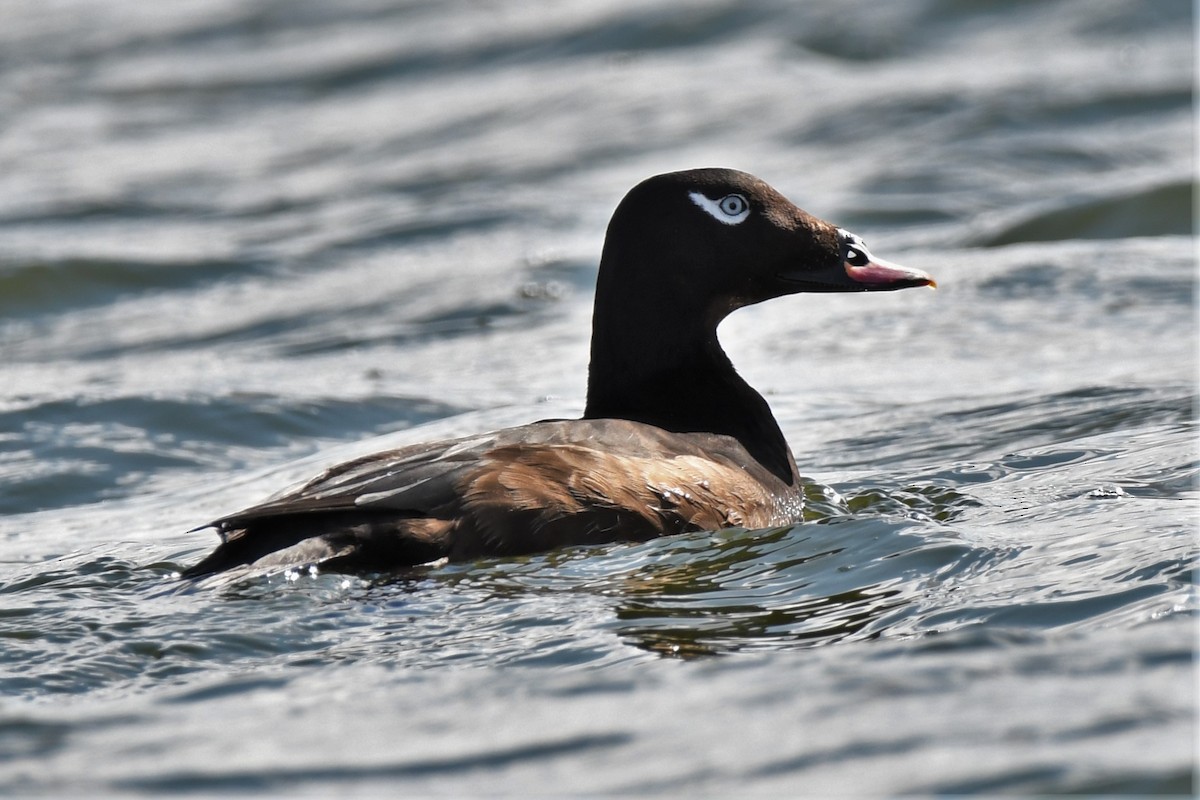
[180,512,448,579]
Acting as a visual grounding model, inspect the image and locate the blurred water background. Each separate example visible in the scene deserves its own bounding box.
[0,0,1195,795]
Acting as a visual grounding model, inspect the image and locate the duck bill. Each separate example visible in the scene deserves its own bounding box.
[844,255,937,291]
[779,255,936,293]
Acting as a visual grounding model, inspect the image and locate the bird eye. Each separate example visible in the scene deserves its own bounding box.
[718,194,748,216]
[689,191,751,225]
[838,228,871,266]
[844,246,869,267]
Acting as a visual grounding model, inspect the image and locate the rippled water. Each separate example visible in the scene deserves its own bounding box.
[1,0,1195,796]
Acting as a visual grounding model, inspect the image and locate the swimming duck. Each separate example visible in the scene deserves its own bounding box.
[181,168,934,578]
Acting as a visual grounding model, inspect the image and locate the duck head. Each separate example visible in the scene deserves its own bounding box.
[584,168,936,480]
[594,167,935,329]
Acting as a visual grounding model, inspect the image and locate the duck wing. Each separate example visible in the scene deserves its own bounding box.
[181,419,797,579]
[180,430,503,578]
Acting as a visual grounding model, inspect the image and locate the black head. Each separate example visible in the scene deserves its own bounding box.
[585,168,935,483]
[595,167,934,329]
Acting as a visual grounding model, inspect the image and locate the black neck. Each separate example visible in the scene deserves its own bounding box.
[584,313,796,486]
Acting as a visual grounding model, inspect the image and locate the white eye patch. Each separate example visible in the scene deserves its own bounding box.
[689,191,751,225]
[836,228,863,247]
[836,227,872,266]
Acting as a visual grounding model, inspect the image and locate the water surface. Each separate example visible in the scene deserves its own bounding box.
[1,0,1195,795]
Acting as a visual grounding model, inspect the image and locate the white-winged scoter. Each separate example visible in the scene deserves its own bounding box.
[181,168,934,578]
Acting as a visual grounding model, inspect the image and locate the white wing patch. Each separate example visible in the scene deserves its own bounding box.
[689,191,751,225]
